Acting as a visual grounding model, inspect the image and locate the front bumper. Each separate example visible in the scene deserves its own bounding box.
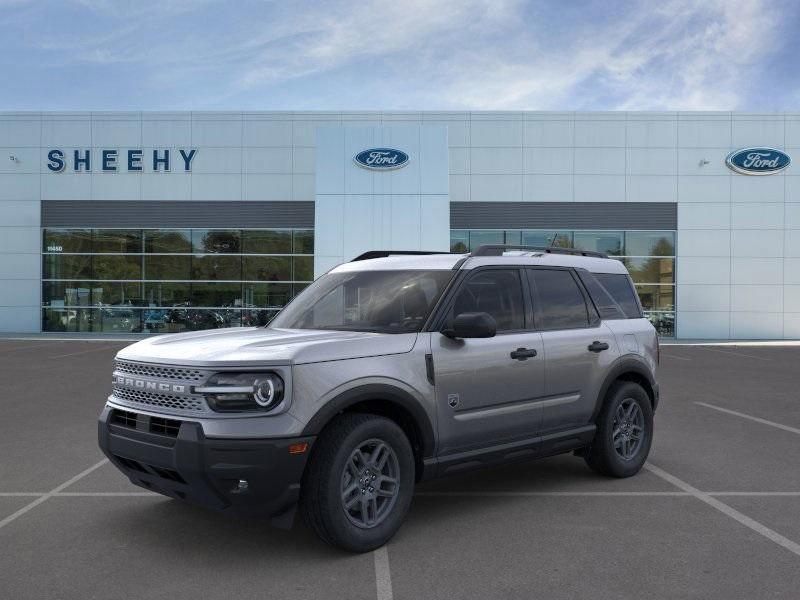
[98,405,314,522]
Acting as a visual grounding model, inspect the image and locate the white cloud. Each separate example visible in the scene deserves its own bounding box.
[2,0,794,109]
[428,0,786,110]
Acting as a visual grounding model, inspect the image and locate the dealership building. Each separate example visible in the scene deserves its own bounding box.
[0,110,798,339]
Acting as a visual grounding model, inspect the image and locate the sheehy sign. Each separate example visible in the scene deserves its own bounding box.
[46,148,197,172]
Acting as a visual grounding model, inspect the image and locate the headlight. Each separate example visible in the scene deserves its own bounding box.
[195,372,285,413]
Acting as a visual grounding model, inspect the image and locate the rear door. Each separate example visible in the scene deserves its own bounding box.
[431,267,545,455]
[527,268,620,433]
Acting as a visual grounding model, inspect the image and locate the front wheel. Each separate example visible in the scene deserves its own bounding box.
[584,381,654,478]
[300,413,415,552]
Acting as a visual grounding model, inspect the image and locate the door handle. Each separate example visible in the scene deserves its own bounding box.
[510,347,538,361]
[588,341,610,353]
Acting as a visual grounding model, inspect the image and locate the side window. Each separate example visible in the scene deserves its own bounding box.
[449,269,525,331]
[577,271,626,320]
[529,269,590,330]
[593,273,642,318]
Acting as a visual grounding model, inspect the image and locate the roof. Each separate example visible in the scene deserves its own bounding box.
[331,250,629,275]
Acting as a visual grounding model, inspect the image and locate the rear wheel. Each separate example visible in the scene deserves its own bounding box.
[300,413,415,552]
[584,381,653,478]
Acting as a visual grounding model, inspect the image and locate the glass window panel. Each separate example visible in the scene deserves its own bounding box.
[529,269,590,329]
[293,256,314,281]
[624,231,675,256]
[520,230,573,248]
[242,309,280,327]
[94,307,143,333]
[624,257,674,284]
[573,231,623,255]
[243,283,293,308]
[593,273,642,318]
[504,230,522,245]
[93,229,142,253]
[636,285,675,311]
[43,281,92,307]
[42,307,94,332]
[144,230,191,253]
[142,308,170,333]
[243,256,291,281]
[92,255,142,280]
[143,255,192,280]
[450,230,469,253]
[293,229,314,254]
[293,283,310,297]
[192,229,241,253]
[646,312,675,337]
[43,254,92,279]
[450,269,525,331]
[242,230,292,254]
[143,282,191,307]
[468,230,504,251]
[190,282,243,307]
[43,229,92,253]
[191,255,242,280]
[164,307,229,331]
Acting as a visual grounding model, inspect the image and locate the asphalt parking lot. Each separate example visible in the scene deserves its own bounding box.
[1,340,800,599]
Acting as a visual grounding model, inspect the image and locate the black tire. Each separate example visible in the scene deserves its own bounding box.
[300,413,415,552]
[584,381,653,478]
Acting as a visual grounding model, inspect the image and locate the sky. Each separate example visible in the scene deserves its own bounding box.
[1,0,799,111]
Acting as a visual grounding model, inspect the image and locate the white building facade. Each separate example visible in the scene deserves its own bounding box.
[0,110,798,339]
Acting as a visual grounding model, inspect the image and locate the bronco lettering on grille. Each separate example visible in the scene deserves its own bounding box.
[114,375,186,394]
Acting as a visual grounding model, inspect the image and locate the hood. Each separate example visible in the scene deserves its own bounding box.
[116,327,418,367]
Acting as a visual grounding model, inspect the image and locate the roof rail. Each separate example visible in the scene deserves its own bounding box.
[350,250,454,262]
[470,245,608,259]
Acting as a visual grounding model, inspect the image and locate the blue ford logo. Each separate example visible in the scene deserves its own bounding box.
[726,147,790,175]
[354,148,409,170]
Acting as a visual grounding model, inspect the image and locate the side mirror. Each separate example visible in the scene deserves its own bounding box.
[442,312,497,339]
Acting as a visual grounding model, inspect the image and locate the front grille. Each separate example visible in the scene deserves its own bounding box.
[112,386,206,413]
[114,360,205,382]
[110,409,138,429]
[150,416,181,437]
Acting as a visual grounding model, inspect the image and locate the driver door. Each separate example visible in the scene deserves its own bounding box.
[431,267,545,456]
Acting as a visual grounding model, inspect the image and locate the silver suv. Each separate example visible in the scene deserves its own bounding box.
[98,245,659,552]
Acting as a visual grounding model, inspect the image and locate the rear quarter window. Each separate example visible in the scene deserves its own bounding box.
[592,273,643,319]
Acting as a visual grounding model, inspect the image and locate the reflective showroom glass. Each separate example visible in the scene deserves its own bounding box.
[450,229,676,337]
[42,228,314,334]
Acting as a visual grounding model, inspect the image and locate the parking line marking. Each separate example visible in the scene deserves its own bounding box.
[0,493,46,497]
[645,462,800,558]
[696,347,772,361]
[707,492,800,497]
[0,459,108,532]
[49,344,122,359]
[696,402,800,436]
[54,492,157,497]
[374,546,393,600]
[415,491,690,497]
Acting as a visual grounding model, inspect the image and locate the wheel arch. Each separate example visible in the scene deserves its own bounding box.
[592,357,657,422]
[301,383,436,481]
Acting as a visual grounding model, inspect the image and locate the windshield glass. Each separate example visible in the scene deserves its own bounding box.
[269,269,455,333]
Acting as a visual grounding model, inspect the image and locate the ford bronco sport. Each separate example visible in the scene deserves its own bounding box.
[98,245,659,552]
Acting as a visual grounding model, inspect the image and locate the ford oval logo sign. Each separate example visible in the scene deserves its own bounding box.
[726,147,790,175]
[354,148,409,170]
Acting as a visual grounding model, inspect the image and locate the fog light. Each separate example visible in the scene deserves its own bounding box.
[232,479,249,494]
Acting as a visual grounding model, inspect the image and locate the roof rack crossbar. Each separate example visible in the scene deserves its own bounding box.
[470,245,608,259]
[350,250,453,262]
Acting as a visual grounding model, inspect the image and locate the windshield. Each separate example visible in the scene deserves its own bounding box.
[269,269,455,333]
